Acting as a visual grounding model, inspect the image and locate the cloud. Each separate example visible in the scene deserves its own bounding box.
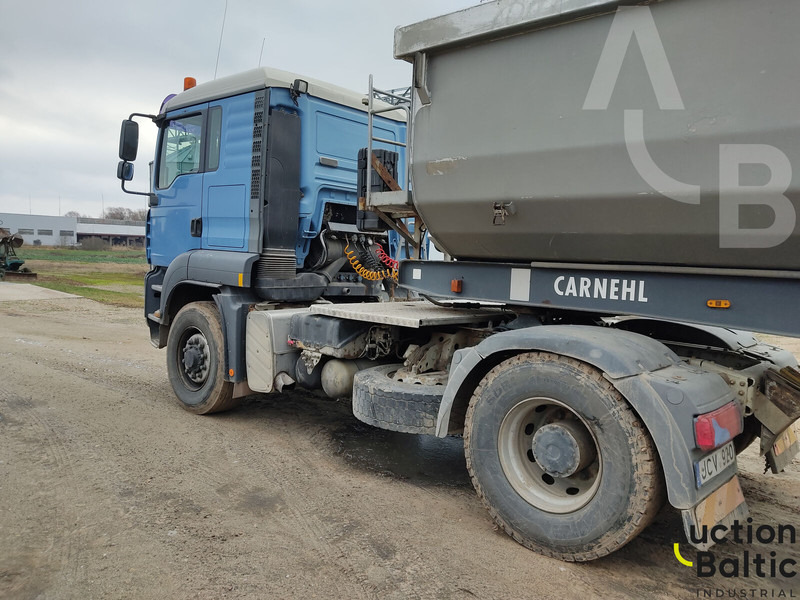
[0,0,475,218]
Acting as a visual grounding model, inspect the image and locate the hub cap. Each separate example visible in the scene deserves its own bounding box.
[498,397,602,513]
[181,332,210,387]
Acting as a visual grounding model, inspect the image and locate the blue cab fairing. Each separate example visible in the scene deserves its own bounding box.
[147,86,406,269]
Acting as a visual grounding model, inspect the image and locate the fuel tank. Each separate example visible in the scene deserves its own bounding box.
[395,0,800,270]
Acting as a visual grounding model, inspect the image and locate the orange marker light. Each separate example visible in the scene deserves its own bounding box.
[229,369,235,377]
[451,279,463,293]
[184,77,197,91]
[707,299,731,309]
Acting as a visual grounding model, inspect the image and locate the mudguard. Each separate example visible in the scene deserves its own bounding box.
[157,250,261,383]
[437,325,737,509]
[611,317,797,367]
[158,250,259,324]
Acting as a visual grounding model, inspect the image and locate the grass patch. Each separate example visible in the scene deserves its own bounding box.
[14,247,149,308]
[53,272,144,287]
[34,280,144,308]
[34,269,145,308]
[17,247,146,264]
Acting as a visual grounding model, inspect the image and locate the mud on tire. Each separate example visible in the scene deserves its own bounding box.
[464,352,664,561]
[166,301,239,415]
[352,364,443,435]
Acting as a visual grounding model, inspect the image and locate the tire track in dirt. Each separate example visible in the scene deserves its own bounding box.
[2,300,799,599]
[0,386,87,598]
[217,397,513,599]
[211,407,374,600]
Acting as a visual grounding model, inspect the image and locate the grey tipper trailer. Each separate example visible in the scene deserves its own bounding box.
[132,0,800,563]
[357,0,800,560]
[394,0,800,270]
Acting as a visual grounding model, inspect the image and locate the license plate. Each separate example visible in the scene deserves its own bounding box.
[773,426,798,456]
[694,441,736,487]
[766,425,799,473]
[683,476,748,551]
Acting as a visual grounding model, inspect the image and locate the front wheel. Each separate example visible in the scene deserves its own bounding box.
[166,301,238,414]
[464,352,664,561]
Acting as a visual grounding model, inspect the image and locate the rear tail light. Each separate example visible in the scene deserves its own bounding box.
[694,401,743,451]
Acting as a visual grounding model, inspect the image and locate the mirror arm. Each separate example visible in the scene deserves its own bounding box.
[128,112,157,122]
[119,177,158,206]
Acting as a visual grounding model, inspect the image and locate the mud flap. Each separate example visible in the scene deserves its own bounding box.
[681,476,749,551]
[757,368,800,473]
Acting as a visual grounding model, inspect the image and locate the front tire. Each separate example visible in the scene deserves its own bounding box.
[166,301,238,414]
[464,352,663,561]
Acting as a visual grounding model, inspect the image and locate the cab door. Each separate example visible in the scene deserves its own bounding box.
[149,106,207,267]
[200,93,254,252]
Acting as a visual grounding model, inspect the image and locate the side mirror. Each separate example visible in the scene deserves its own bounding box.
[117,160,134,181]
[292,79,308,95]
[290,79,309,105]
[119,119,139,161]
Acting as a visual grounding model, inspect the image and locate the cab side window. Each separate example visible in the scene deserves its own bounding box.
[207,107,222,172]
[157,114,204,189]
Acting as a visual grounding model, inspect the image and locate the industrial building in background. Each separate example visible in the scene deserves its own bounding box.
[0,213,145,247]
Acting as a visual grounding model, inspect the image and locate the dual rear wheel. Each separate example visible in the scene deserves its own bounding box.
[464,352,664,561]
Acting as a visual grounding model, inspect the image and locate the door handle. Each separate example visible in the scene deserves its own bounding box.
[190,218,202,237]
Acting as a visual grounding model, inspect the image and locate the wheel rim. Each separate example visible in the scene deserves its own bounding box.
[177,329,211,391]
[497,396,602,514]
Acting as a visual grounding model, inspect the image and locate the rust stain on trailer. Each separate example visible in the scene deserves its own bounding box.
[426,156,467,176]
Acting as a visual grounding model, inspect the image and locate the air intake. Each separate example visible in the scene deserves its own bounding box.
[256,250,296,280]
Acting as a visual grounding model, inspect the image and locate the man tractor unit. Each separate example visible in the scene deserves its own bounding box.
[117,0,800,561]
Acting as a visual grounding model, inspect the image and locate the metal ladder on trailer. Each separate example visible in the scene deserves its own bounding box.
[362,76,426,259]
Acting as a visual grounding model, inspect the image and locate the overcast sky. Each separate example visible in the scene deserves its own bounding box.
[0,0,476,218]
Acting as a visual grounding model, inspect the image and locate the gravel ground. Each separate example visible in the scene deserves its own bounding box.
[0,297,798,599]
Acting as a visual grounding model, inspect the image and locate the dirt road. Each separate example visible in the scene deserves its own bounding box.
[1,296,798,599]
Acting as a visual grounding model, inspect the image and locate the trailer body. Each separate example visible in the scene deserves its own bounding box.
[396,0,800,270]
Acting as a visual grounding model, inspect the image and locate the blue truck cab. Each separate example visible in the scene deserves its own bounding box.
[148,69,406,267]
[120,68,407,349]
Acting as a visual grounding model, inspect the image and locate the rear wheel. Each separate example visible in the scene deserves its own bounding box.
[166,301,238,414]
[464,352,663,561]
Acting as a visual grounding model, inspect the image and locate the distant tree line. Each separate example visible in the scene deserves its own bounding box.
[64,207,147,221]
